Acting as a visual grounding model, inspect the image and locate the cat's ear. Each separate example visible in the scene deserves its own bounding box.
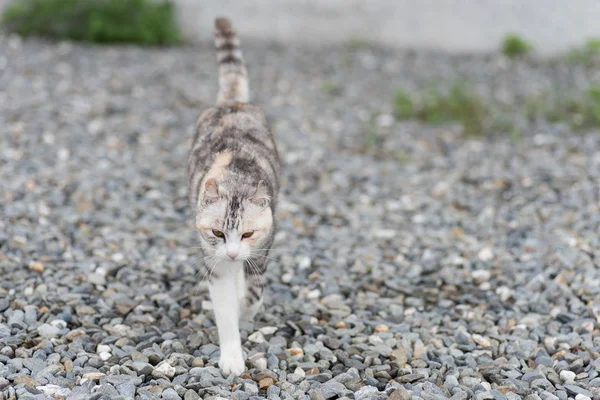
[202,178,220,205]
[250,180,271,208]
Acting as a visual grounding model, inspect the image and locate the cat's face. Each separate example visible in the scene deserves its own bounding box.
[196,179,272,263]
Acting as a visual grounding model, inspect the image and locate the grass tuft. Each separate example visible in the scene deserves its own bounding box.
[395,84,487,136]
[501,34,533,59]
[566,38,600,67]
[393,83,600,138]
[321,81,342,96]
[1,0,181,45]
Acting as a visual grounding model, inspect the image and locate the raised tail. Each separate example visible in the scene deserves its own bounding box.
[214,18,249,105]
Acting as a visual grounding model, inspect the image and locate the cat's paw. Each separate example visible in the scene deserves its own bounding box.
[219,346,245,376]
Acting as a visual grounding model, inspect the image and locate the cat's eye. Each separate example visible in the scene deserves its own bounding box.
[212,229,225,238]
[242,231,254,239]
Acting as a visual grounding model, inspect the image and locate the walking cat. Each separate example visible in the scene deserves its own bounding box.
[187,18,280,376]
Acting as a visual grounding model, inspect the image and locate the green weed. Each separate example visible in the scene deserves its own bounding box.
[1,0,181,45]
[501,34,533,59]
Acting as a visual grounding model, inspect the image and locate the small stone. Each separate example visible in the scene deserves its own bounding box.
[259,377,274,389]
[297,256,311,269]
[253,357,267,370]
[162,388,182,400]
[28,261,44,273]
[564,385,593,398]
[472,269,491,283]
[37,324,61,338]
[97,344,111,353]
[88,273,106,286]
[259,326,278,335]
[289,347,304,356]
[477,247,494,261]
[82,372,105,381]
[413,345,427,359]
[334,321,346,329]
[574,395,591,400]
[14,375,35,387]
[560,370,576,382]
[390,348,408,366]
[153,362,176,378]
[248,331,266,343]
[184,390,200,400]
[388,387,411,400]
[320,380,347,399]
[191,357,204,367]
[354,385,379,400]
[36,384,70,397]
[244,381,259,395]
[472,334,491,348]
[375,324,389,332]
[396,373,426,383]
[132,361,153,375]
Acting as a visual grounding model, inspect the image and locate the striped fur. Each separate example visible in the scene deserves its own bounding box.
[186,18,280,376]
[214,17,249,105]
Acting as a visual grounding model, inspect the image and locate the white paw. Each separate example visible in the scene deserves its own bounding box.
[219,346,245,376]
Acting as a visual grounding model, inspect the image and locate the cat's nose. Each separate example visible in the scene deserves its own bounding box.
[226,249,238,260]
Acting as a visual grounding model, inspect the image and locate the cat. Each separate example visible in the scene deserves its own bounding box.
[187,17,280,376]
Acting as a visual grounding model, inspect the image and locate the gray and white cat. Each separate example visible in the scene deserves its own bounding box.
[187,18,280,376]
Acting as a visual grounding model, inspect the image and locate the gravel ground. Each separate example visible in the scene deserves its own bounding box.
[1,34,600,400]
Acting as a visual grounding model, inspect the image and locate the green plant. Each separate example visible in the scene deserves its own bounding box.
[566,38,600,66]
[363,117,378,153]
[501,34,533,59]
[347,39,373,51]
[321,80,341,96]
[1,0,181,45]
[524,87,600,130]
[394,149,411,165]
[395,84,487,136]
[394,88,414,119]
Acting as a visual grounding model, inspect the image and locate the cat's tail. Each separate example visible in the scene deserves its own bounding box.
[214,17,249,105]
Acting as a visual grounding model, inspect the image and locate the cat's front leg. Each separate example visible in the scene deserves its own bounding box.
[209,269,245,376]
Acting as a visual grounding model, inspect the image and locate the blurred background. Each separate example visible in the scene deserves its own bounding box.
[1,1,600,400]
[176,0,600,54]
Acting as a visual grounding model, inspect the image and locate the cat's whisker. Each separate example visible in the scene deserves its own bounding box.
[250,253,281,263]
[246,259,266,289]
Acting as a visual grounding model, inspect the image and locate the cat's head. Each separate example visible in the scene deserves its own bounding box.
[195,178,273,262]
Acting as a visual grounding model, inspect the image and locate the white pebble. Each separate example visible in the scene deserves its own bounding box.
[37,324,60,338]
[36,385,70,397]
[252,357,267,370]
[97,344,111,354]
[99,352,111,361]
[374,229,396,239]
[575,395,591,400]
[50,319,67,329]
[477,247,494,261]
[152,362,175,378]
[560,370,576,381]
[294,367,305,377]
[297,256,311,270]
[376,113,394,128]
[82,372,105,381]
[472,269,491,283]
[259,326,278,335]
[471,334,491,348]
[248,331,266,343]
[368,335,384,345]
[496,286,513,301]
[281,272,293,283]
